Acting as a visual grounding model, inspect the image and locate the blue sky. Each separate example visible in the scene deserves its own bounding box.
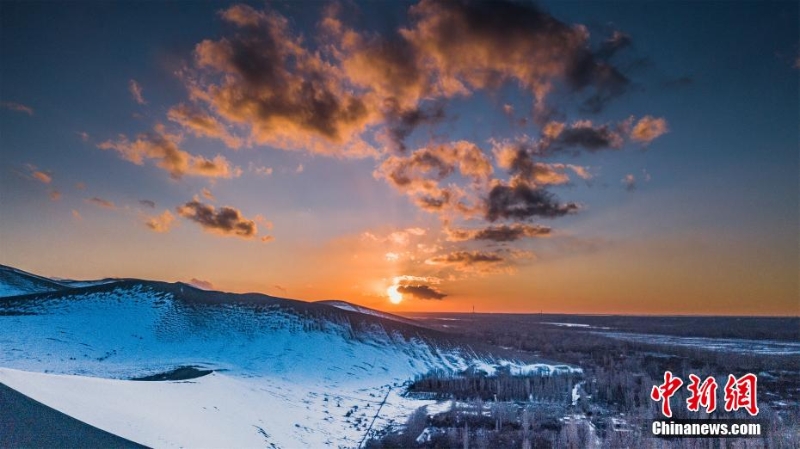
[1,1,797,314]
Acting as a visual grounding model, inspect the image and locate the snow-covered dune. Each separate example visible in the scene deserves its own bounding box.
[0,269,579,447]
[0,264,69,297]
[0,280,481,447]
[0,281,480,379]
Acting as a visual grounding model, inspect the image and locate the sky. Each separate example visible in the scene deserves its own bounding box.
[1,1,797,315]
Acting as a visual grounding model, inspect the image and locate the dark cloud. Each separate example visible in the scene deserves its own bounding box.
[552,122,624,152]
[86,197,116,209]
[397,284,447,300]
[491,121,630,179]
[447,224,551,242]
[428,250,504,265]
[139,199,156,208]
[485,182,578,222]
[383,101,445,153]
[375,141,492,216]
[176,199,260,239]
[576,63,629,114]
[189,4,376,157]
[493,141,590,186]
[404,0,630,105]
[596,31,632,60]
[425,249,531,274]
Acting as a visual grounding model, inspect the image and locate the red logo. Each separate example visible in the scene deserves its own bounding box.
[650,371,683,418]
[723,373,759,416]
[686,374,718,413]
[651,372,758,417]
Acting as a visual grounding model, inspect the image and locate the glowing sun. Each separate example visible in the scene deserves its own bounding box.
[387,285,403,304]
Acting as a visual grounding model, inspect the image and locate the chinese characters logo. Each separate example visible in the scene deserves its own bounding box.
[651,371,758,417]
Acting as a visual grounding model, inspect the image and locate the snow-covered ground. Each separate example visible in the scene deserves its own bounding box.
[0,281,579,447]
[469,359,581,376]
[0,367,435,448]
[0,285,462,447]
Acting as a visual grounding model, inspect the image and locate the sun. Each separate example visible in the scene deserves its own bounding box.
[387,285,403,304]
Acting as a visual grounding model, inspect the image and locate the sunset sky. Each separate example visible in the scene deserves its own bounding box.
[1,1,797,315]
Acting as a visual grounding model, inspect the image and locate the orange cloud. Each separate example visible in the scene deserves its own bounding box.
[145,210,176,233]
[630,116,669,143]
[31,171,52,184]
[375,141,491,216]
[167,103,243,149]
[97,124,241,179]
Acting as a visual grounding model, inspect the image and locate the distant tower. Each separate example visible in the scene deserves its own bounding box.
[472,305,475,314]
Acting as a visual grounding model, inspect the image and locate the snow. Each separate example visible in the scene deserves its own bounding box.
[544,322,592,328]
[543,322,611,330]
[415,427,440,444]
[0,285,478,380]
[0,284,33,297]
[0,367,434,449]
[317,300,419,326]
[0,286,459,447]
[0,282,582,447]
[594,331,800,355]
[56,279,119,288]
[496,360,582,376]
[0,265,64,297]
[572,381,585,406]
[0,264,117,297]
[425,400,455,416]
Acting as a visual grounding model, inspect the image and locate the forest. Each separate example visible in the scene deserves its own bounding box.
[366,315,800,448]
